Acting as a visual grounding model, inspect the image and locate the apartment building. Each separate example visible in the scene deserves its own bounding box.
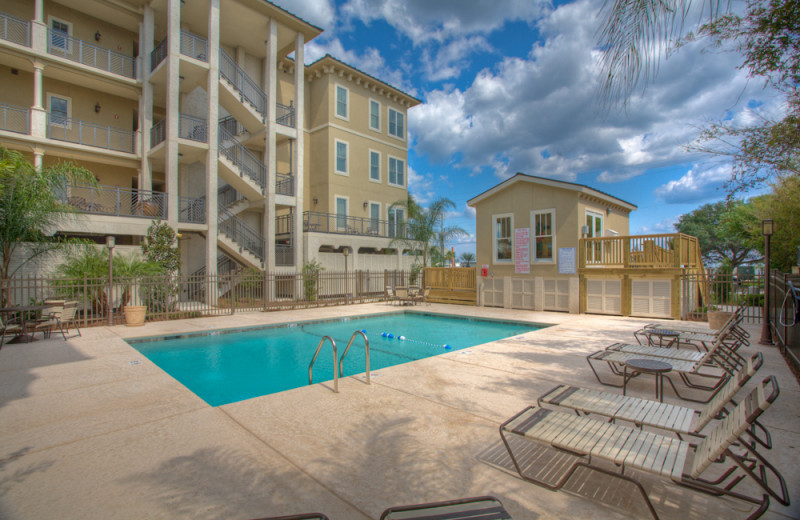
[0,0,420,283]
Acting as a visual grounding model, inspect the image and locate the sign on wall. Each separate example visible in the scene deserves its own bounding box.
[515,228,530,274]
[558,247,576,274]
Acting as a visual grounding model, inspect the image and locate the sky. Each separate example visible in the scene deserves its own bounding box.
[272,0,780,256]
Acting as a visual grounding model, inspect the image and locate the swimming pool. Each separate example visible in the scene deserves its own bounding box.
[127,311,546,406]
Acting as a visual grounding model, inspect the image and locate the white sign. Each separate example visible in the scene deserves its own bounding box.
[515,228,530,274]
[558,247,576,274]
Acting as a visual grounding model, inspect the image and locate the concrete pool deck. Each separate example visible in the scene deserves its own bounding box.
[0,303,798,519]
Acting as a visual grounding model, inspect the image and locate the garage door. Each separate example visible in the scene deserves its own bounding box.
[483,278,504,307]
[511,278,536,309]
[544,279,570,311]
[631,279,671,318]
[586,279,622,315]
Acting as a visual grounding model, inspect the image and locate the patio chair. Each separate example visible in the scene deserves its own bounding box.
[386,286,398,305]
[395,287,410,306]
[27,300,65,340]
[540,353,768,443]
[53,301,81,339]
[587,333,746,403]
[0,314,24,348]
[635,308,749,350]
[500,376,789,520]
[412,288,430,305]
[380,496,512,519]
[251,514,329,520]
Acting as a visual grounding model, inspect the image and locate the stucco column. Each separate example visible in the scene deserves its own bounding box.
[165,0,181,225]
[261,19,277,273]
[29,61,46,138]
[139,5,154,191]
[568,276,580,313]
[206,0,220,288]
[32,148,44,169]
[31,0,46,52]
[534,276,544,311]
[293,32,305,270]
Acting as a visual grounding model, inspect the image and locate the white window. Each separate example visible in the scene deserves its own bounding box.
[369,202,381,234]
[49,17,72,50]
[493,213,513,263]
[369,99,380,131]
[585,209,604,263]
[48,93,71,126]
[388,207,405,238]
[335,196,348,230]
[388,156,404,187]
[335,85,348,120]
[335,140,348,175]
[532,209,555,261]
[369,150,381,182]
[388,108,404,139]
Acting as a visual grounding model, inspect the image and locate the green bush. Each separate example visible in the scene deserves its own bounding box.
[302,260,324,301]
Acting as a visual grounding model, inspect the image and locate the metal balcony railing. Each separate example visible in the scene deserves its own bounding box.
[218,204,264,261]
[275,245,294,266]
[302,211,407,238]
[218,184,245,207]
[275,173,294,196]
[179,113,207,142]
[218,124,266,188]
[151,119,165,147]
[47,28,136,78]
[0,103,29,134]
[276,102,295,128]
[219,49,266,116]
[150,38,167,71]
[62,183,166,219]
[180,31,207,62]
[47,114,136,153]
[275,213,293,235]
[179,196,206,224]
[0,12,30,46]
[219,115,245,137]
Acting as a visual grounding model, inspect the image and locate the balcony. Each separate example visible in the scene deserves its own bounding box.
[275,173,294,196]
[276,102,295,128]
[301,211,407,239]
[179,195,206,224]
[150,113,207,147]
[150,118,165,147]
[275,245,294,266]
[150,31,208,71]
[579,233,702,270]
[0,12,29,47]
[47,114,136,153]
[47,28,136,79]
[62,184,166,219]
[0,103,29,134]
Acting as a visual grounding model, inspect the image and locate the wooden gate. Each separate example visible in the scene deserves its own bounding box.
[424,267,477,305]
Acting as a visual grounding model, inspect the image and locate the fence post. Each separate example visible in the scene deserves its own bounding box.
[165,273,171,321]
[83,273,88,328]
[231,274,237,315]
[263,269,268,311]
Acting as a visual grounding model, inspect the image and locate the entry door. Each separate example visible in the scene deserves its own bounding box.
[586,210,604,263]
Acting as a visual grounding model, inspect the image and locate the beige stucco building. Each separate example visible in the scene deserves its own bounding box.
[0,0,420,282]
[468,173,637,314]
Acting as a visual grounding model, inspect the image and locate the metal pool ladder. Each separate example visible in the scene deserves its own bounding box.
[308,335,338,392]
[339,330,370,384]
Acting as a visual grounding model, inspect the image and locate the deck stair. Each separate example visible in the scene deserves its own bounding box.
[217,203,264,269]
[218,49,266,133]
[218,123,266,201]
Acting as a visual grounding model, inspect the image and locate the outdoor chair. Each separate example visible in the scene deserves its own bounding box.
[0,314,23,348]
[636,308,749,350]
[395,287,410,306]
[380,496,512,519]
[385,286,397,305]
[539,353,768,443]
[54,302,82,339]
[27,300,65,340]
[500,376,789,520]
[413,288,430,305]
[587,332,747,403]
[252,514,329,520]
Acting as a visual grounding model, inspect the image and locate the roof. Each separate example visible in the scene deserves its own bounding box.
[467,172,638,211]
[261,0,323,33]
[306,54,422,107]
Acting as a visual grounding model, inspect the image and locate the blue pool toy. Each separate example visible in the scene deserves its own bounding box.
[398,336,406,340]
[443,344,451,349]
[361,329,367,333]
[381,332,387,337]
[388,333,394,338]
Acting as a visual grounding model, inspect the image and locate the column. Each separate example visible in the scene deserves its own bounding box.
[293,32,305,269]
[262,19,277,273]
[30,61,46,138]
[32,148,44,169]
[31,0,46,52]
[568,276,580,313]
[139,5,155,191]
[165,0,181,225]
[206,0,220,288]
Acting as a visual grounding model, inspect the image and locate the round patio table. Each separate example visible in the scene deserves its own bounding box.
[0,305,48,343]
[643,328,681,348]
[623,358,672,402]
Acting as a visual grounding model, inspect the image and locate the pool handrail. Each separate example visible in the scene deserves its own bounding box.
[338,330,370,384]
[308,335,338,392]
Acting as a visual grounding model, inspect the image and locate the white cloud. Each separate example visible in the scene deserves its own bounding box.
[268,0,335,30]
[654,164,731,204]
[422,36,494,81]
[635,216,679,235]
[407,165,436,204]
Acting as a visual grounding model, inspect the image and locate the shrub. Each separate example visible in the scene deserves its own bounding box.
[302,260,324,301]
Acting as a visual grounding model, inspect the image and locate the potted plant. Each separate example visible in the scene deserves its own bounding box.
[114,254,163,326]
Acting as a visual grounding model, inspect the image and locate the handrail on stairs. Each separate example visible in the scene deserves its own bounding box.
[308,335,338,392]
[338,330,370,384]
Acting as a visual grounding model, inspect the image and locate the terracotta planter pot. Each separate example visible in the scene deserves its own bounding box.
[707,310,732,330]
[124,305,147,327]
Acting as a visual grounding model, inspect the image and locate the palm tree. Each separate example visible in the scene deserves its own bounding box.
[459,252,476,267]
[390,195,467,268]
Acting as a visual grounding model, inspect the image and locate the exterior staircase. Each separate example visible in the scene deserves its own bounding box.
[218,49,266,132]
[217,202,264,269]
[218,123,267,201]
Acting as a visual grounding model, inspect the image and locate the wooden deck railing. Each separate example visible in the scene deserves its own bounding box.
[579,233,702,269]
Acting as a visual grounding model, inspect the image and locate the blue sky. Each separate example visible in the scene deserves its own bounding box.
[274,0,779,256]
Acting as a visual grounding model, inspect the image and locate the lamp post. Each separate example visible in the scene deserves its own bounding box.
[106,236,115,326]
[759,220,773,345]
[343,248,349,305]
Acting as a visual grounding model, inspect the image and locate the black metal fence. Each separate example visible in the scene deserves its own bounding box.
[0,270,414,327]
[770,270,800,370]
[680,271,765,323]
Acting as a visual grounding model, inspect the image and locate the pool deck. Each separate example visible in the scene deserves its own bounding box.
[0,303,798,519]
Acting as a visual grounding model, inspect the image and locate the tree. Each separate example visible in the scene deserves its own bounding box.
[459,252,476,267]
[747,175,800,271]
[141,220,180,274]
[389,196,467,268]
[598,0,800,194]
[0,146,96,304]
[675,200,759,268]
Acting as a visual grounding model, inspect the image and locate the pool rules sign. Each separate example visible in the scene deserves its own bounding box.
[515,228,530,274]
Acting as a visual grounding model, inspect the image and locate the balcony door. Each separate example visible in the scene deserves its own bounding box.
[369,202,380,234]
[336,196,348,231]
[585,209,604,263]
[388,207,405,238]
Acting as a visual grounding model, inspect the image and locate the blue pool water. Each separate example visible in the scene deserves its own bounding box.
[127,311,544,406]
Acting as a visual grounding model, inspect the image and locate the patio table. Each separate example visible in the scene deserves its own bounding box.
[0,305,48,343]
[623,358,672,402]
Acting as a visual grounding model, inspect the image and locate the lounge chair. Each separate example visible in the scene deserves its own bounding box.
[252,515,329,520]
[635,308,749,350]
[0,314,23,348]
[540,353,767,441]
[380,496,512,520]
[500,376,789,520]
